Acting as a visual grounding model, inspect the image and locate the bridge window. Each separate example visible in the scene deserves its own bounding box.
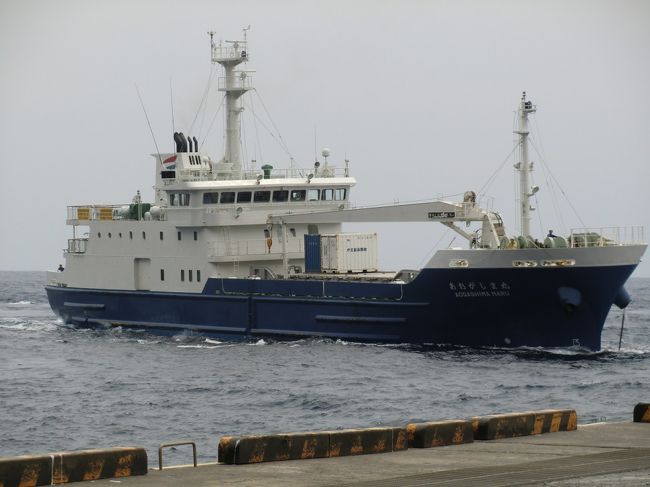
[237,191,252,203]
[291,190,306,202]
[307,189,320,201]
[335,188,347,200]
[254,191,271,203]
[220,192,236,204]
[272,190,289,202]
[170,192,190,206]
[321,188,334,201]
[203,192,219,204]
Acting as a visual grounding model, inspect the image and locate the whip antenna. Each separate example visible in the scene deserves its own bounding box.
[135,84,163,165]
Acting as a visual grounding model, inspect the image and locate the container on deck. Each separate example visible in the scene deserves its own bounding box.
[304,234,322,273]
[320,233,378,273]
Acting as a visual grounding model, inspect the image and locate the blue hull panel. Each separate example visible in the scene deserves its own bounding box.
[45,265,638,350]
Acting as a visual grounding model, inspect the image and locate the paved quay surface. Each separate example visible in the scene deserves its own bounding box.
[86,422,650,486]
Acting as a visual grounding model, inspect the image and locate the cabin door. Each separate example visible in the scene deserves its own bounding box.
[134,258,151,290]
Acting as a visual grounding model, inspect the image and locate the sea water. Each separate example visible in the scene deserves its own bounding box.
[1,271,648,465]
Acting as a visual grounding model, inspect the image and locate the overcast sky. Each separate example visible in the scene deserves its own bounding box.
[1,0,649,277]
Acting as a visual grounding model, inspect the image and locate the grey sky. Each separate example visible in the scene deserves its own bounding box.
[1,0,648,277]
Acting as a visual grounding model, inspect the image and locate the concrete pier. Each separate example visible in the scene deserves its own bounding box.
[77,421,650,486]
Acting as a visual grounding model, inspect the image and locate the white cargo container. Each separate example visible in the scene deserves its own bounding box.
[320,233,378,273]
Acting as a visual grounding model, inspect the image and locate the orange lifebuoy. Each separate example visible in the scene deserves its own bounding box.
[266,238,272,253]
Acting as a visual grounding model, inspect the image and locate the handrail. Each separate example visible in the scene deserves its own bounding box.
[158,441,197,470]
[569,226,645,247]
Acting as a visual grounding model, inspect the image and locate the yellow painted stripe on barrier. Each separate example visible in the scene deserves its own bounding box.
[472,409,577,440]
[51,447,147,484]
[0,455,52,487]
[218,433,329,465]
[634,403,650,423]
[218,427,408,465]
[406,420,474,448]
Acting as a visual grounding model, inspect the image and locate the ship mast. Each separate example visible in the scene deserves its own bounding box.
[514,92,537,237]
[210,30,253,178]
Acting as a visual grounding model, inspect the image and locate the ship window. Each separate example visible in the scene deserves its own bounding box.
[119,232,122,238]
[290,190,306,202]
[193,231,197,241]
[237,191,252,203]
[335,188,347,200]
[203,192,219,204]
[272,190,289,202]
[181,269,185,281]
[160,231,163,240]
[307,189,320,201]
[171,192,191,206]
[160,269,165,281]
[220,192,236,204]
[197,270,201,282]
[129,231,133,239]
[177,231,181,241]
[321,188,334,201]
[98,232,101,238]
[108,232,112,238]
[142,231,146,239]
[290,228,296,237]
[254,190,271,203]
[189,270,193,282]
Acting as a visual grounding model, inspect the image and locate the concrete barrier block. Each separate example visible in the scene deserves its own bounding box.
[472,409,577,440]
[0,455,52,487]
[328,428,394,457]
[634,403,650,423]
[406,420,474,448]
[391,427,409,451]
[51,447,147,483]
[218,433,329,465]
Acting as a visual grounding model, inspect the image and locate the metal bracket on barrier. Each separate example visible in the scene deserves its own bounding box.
[158,441,197,470]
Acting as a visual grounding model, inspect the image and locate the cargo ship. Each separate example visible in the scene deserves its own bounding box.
[45,33,646,350]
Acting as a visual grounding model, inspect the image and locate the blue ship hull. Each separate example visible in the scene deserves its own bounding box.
[45,264,637,350]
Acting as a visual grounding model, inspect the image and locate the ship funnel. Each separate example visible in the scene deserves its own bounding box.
[173,132,189,153]
[193,136,198,152]
[188,136,194,152]
[173,132,182,153]
[178,132,188,152]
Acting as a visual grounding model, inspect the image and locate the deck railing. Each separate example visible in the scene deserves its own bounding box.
[162,165,349,184]
[208,239,304,258]
[569,226,645,247]
[67,204,164,222]
[67,238,88,253]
